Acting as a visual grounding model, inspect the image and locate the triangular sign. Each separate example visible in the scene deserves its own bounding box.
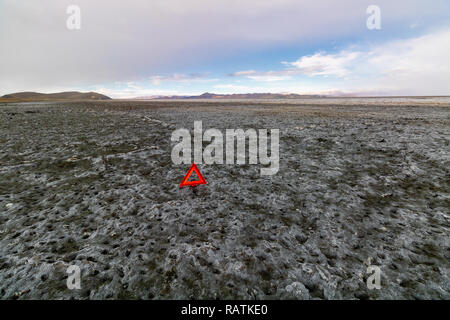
[179,162,207,188]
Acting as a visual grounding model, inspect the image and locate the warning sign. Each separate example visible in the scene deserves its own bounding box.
[179,162,207,188]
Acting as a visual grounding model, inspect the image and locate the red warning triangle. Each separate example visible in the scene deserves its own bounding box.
[179,162,207,188]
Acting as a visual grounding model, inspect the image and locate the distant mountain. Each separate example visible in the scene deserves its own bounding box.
[0,91,111,102]
[134,92,327,100]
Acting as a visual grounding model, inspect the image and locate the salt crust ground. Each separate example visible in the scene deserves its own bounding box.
[0,98,449,299]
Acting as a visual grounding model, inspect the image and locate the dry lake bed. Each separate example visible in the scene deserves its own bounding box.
[0,98,449,299]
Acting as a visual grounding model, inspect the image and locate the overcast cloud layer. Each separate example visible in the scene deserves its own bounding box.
[1,0,449,96]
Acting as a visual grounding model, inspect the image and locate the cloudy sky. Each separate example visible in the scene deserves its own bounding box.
[1,0,449,98]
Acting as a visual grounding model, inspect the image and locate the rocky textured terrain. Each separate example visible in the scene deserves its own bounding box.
[0,98,449,299]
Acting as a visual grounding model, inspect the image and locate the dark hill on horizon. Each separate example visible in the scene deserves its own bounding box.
[0,91,111,102]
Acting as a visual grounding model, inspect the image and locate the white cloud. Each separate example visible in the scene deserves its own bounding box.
[94,86,183,99]
[229,70,293,82]
[230,51,361,80]
[287,51,360,78]
[149,73,216,86]
[231,70,257,77]
[247,75,292,82]
[231,27,450,95]
[213,84,253,91]
[1,0,449,94]
[366,28,450,94]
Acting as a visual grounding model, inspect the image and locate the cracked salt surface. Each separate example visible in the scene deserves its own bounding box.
[0,99,449,299]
